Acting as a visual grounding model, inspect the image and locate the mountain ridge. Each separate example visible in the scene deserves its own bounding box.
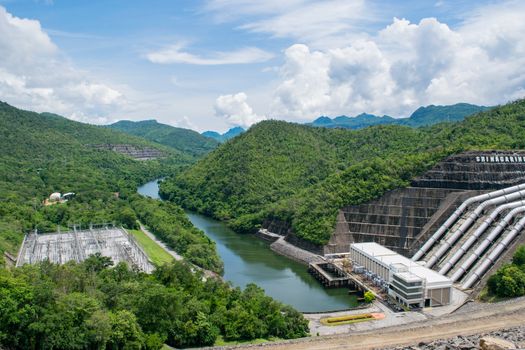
[202,126,245,142]
[309,103,490,129]
[108,119,219,157]
[161,99,525,247]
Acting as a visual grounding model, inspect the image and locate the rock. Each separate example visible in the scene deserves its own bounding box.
[480,337,516,350]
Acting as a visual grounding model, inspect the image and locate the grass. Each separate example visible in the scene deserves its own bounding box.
[128,229,174,266]
[214,335,282,346]
[320,313,376,326]
[0,228,23,258]
[477,286,509,303]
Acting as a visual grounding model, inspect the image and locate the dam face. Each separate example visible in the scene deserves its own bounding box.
[325,151,525,256]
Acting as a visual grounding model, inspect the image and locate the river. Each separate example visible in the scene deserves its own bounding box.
[137,179,358,312]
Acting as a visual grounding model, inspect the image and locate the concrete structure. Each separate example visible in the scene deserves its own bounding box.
[308,262,351,288]
[16,226,154,273]
[324,151,525,257]
[350,242,452,308]
[90,144,164,160]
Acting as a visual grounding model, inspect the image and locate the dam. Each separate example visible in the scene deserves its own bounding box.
[325,151,525,292]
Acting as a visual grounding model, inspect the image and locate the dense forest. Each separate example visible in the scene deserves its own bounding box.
[0,101,311,348]
[108,119,219,157]
[0,257,308,349]
[161,99,525,245]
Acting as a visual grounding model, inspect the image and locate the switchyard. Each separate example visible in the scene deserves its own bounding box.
[16,226,154,273]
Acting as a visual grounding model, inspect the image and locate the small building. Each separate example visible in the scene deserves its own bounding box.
[49,192,62,202]
[350,242,452,308]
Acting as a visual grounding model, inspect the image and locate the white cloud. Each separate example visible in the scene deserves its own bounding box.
[205,0,374,48]
[173,116,197,130]
[0,6,124,122]
[214,92,265,127]
[146,43,273,65]
[271,2,525,120]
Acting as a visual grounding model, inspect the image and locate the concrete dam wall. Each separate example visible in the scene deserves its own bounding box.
[325,151,525,257]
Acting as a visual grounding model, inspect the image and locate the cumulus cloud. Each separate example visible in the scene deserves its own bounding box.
[214,92,265,127]
[0,6,123,123]
[271,2,525,120]
[146,43,273,65]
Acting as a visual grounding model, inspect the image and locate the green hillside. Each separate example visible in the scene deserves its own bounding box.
[161,99,525,245]
[402,103,491,127]
[109,119,219,157]
[0,101,223,271]
[0,101,310,348]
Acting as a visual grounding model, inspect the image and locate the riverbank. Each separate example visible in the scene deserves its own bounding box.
[269,235,323,265]
[138,179,361,312]
[256,228,324,266]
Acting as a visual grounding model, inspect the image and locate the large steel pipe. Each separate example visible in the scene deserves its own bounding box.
[450,205,525,282]
[439,200,525,275]
[425,189,525,268]
[462,215,525,289]
[411,183,525,262]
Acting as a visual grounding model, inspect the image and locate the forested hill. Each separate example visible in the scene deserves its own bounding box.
[0,101,220,270]
[0,101,310,348]
[109,119,219,157]
[161,99,525,246]
[309,103,490,129]
[0,101,183,201]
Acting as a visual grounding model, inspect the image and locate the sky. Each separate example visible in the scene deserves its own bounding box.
[0,0,524,132]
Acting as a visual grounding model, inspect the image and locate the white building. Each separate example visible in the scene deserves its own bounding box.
[350,242,452,308]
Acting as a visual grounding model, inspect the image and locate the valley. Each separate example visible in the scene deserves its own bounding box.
[138,179,359,312]
[2,2,525,349]
[2,100,525,349]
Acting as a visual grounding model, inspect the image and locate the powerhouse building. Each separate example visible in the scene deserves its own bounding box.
[350,242,452,308]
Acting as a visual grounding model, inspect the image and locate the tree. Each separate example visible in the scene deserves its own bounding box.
[0,273,36,349]
[364,291,376,303]
[498,275,519,297]
[84,253,114,273]
[117,207,139,229]
[86,310,112,349]
[108,310,145,350]
[512,245,525,267]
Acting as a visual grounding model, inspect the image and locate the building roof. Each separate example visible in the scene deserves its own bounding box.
[394,271,423,283]
[351,242,398,257]
[351,242,451,287]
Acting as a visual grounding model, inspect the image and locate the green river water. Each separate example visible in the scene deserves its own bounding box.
[137,179,358,312]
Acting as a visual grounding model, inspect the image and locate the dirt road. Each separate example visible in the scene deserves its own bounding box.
[229,298,525,350]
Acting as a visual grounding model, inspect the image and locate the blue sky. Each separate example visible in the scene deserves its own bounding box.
[0,1,524,132]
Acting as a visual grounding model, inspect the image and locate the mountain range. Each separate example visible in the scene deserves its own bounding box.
[108,119,219,157]
[309,103,490,129]
[202,126,245,142]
